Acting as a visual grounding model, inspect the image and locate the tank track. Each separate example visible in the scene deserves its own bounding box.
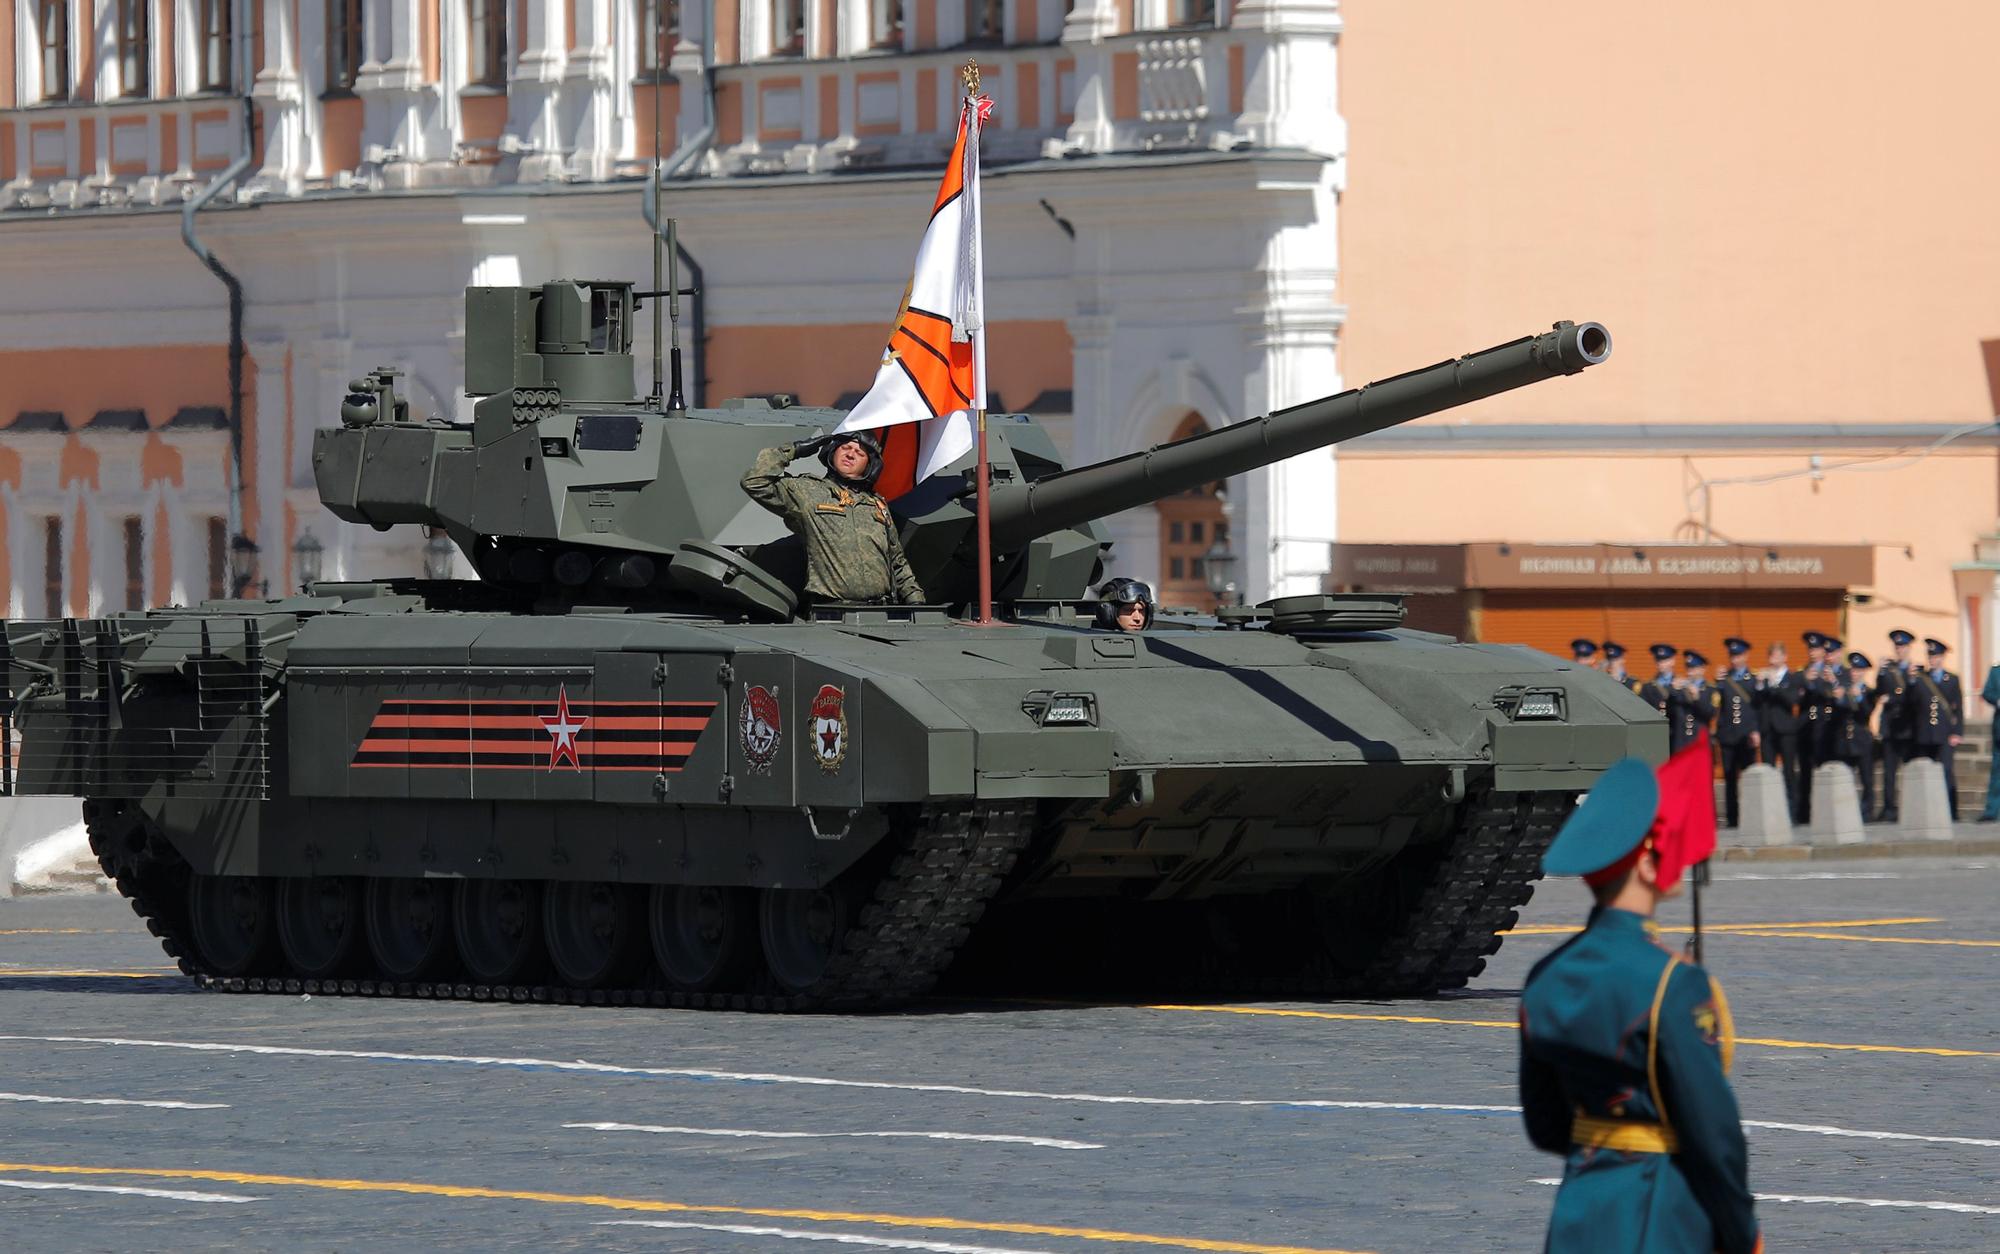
[1316,788,1572,996]
[87,799,1031,1013]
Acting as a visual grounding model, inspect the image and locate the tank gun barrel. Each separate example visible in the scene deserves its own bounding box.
[988,320,1610,549]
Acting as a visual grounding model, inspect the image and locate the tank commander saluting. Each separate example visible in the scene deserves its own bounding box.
[741,432,925,607]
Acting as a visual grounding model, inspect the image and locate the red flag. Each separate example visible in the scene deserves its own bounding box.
[1650,729,1718,885]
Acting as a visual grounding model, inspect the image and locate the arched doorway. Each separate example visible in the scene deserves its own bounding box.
[1154,412,1228,609]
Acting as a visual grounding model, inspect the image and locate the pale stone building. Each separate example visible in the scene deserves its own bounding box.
[1,0,1343,613]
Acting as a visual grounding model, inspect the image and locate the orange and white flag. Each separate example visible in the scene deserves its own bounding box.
[836,93,992,499]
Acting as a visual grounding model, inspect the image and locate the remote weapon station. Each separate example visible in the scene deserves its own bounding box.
[1,254,1648,1009]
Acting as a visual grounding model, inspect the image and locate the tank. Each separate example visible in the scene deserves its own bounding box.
[0,278,1650,1010]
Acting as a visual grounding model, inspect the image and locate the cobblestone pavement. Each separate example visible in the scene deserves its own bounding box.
[0,856,1994,1253]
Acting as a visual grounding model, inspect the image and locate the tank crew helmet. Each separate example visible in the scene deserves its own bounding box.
[818,430,885,488]
[1925,637,1949,658]
[1848,652,1872,671]
[1543,747,1717,890]
[1094,577,1156,630]
[1649,643,1677,664]
[1724,637,1750,658]
[1570,638,1599,660]
[1683,650,1708,670]
[1889,629,1915,647]
[1601,641,1627,661]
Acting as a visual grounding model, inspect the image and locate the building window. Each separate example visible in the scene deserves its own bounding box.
[327,0,365,91]
[771,0,805,56]
[637,0,680,74]
[123,517,145,611]
[43,517,64,619]
[870,0,901,48]
[207,518,228,600]
[965,0,1002,44]
[197,0,234,92]
[468,0,508,87]
[1171,0,1215,26]
[117,0,151,96]
[39,0,70,100]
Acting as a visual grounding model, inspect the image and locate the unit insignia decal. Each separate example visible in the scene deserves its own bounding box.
[740,684,782,774]
[540,685,588,770]
[350,695,715,773]
[810,684,849,775]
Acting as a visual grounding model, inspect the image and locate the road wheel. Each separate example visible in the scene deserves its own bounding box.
[276,876,363,978]
[454,879,544,984]
[187,875,278,977]
[648,884,756,994]
[365,877,457,981]
[758,882,859,995]
[543,881,646,989]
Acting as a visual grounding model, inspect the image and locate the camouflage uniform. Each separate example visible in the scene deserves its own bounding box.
[741,444,925,604]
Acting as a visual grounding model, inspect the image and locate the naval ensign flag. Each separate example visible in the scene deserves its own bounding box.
[834,86,992,502]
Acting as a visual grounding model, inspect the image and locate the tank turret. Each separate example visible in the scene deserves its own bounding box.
[314,281,1609,617]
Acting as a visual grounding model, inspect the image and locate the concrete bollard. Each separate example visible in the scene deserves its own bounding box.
[1896,760,1954,841]
[1807,763,1866,845]
[1728,764,1795,846]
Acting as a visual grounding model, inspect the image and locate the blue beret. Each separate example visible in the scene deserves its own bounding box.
[1889,629,1915,646]
[1544,759,1662,877]
[1649,643,1676,662]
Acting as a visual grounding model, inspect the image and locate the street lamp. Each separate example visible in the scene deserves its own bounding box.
[292,528,324,590]
[228,533,260,598]
[1203,534,1238,610]
[423,529,457,581]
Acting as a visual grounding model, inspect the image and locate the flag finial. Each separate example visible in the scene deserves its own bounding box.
[961,60,982,97]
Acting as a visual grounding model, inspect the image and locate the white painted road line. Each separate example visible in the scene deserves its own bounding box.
[0,1091,227,1111]
[1531,1180,2000,1216]
[598,1218,1058,1252]
[4,1034,1992,1156]
[567,1122,1103,1150]
[0,1178,261,1204]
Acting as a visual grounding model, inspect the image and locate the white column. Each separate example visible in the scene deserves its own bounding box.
[562,0,621,179]
[505,0,570,180]
[250,0,310,195]
[670,2,709,154]
[245,334,292,594]
[1228,0,1343,158]
[355,0,451,183]
[1058,0,1116,155]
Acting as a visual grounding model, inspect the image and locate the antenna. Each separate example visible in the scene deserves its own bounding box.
[649,0,665,412]
[668,217,687,415]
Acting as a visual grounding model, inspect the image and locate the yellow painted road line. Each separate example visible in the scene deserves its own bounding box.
[0,1162,1369,1254]
[1725,930,2000,949]
[1142,1005,2000,1058]
[1503,917,1942,937]
[0,969,178,980]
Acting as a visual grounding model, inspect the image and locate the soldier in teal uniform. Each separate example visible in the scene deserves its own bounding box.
[1518,744,1763,1254]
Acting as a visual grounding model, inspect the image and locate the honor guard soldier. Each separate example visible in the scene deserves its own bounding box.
[1795,632,1839,823]
[1874,629,1918,822]
[1753,641,1807,823]
[1667,650,1717,754]
[1833,652,1880,817]
[1573,639,1604,671]
[1639,645,1678,716]
[742,432,926,608]
[1714,639,1762,828]
[1907,638,1965,819]
[1519,746,1762,1254]
[1604,642,1642,695]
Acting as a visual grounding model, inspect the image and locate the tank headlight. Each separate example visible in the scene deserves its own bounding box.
[1023,691,1097,726]
[1512,690,1565,721]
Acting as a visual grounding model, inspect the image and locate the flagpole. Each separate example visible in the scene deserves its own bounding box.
[964,61,995,625]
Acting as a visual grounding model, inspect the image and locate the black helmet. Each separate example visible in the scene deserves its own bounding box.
[1094,577,1155,630]
[819,430,884,488]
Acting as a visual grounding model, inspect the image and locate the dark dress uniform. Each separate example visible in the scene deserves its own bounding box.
[1907,640,1964,820]
[1714,645,1762,829]
[1753,664,1806,822]
[1794,635,1841,824]
[1638,645,1677,724]
[1665,654,1717,754]
[1603,642,1643,697]
[1876,630,1918,821]
[1519,757,1762,1254]
[1832,653,1879,817]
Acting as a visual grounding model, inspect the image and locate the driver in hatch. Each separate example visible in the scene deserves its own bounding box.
[741,432,925,606]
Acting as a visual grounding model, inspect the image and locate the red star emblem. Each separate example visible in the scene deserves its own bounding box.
[540,685,588,770]
[821,725,840,754]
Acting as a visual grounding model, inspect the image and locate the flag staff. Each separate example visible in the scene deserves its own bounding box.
[964,60,995,625]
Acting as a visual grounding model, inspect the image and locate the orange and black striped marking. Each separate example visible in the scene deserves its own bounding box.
[351,697,715,773]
